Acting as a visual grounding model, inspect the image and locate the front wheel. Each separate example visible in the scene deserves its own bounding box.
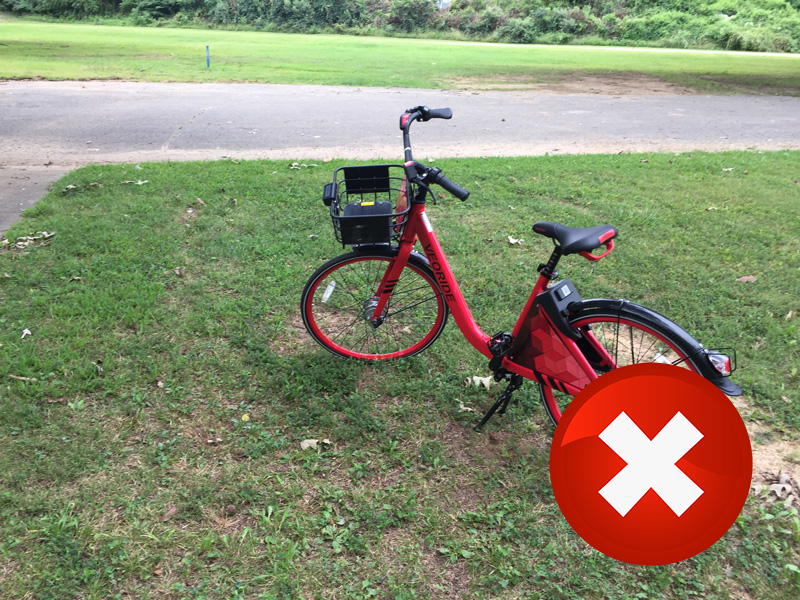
[301,249,448,360]
[540,304,703,427]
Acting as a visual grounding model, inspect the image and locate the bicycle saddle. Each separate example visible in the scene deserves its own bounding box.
[532,221,618,255]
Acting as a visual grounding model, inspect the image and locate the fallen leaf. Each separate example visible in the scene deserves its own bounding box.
[157,380,164,388]
[458,400,475,413]
[21,328,31,339]
[465,375,493,389]
[154,568,163,576]
[241,413,250,422]
[754,340,766,350]
[736,275,758,283]
[174,267,185,277]
[300,439,319,450]
[768,483,792,500]
[135,164,143,170]
[640,159,649,163]
[322,438,332,445]
[509,177,518,183]
[196,197,206,205]
[782,396,790,403]
[786,311,795,321]
[159,506,178,522]
[507,236,523,246]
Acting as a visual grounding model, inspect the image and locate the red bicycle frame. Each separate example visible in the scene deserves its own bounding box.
[367,199,614,397]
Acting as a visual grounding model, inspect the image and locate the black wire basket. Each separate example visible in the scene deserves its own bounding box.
[323,164,412,245]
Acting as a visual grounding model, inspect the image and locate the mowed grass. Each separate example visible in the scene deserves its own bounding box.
[1,152,799,598]
[1,20,800,94]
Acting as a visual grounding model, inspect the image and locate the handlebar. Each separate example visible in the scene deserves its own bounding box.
[400,106,470,202]
[430,169,470,201]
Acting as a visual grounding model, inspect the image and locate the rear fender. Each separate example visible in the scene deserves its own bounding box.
[574,299,742,396]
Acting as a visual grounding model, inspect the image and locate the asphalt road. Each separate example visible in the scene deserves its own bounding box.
[2,80,799,234]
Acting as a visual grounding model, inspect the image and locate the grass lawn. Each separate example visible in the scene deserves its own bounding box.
[1,20,800,94]
[1,151,799,598]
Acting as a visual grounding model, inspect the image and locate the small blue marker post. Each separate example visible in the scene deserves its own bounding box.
[206,46,210,68]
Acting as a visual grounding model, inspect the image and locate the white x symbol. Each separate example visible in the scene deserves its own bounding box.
[598,411,704,517]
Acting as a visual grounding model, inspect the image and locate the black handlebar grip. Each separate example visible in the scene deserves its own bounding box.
[435,173,470,201]
[428,107,453,120]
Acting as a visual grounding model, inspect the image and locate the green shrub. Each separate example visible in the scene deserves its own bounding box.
[387,0,436,32]
[601,12,620,37]
[496,16,537,43]
[2,0,798,53]
[466,6,504,35]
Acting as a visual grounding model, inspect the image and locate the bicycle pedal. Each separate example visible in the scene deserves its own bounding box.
[488,331,514,356]
[488,332,514,373]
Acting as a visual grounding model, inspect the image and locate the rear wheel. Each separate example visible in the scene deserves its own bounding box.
[540,309,701,426]
[301,250,448,360]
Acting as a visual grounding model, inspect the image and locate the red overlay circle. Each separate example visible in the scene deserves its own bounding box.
[550,363,752,565]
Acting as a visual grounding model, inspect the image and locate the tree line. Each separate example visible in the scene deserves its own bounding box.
[3,0,799,52]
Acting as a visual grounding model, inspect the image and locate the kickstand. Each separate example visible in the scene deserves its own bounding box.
[474,374,523,432]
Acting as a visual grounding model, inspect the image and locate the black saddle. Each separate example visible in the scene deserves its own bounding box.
[533,221,618,255]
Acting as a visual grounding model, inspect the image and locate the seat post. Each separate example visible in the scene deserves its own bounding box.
[538,245,562,281]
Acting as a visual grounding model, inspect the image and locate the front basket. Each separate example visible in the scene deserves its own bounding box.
[324,164,411,245]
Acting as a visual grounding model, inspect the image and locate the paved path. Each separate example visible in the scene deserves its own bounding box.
[2,81,799,234]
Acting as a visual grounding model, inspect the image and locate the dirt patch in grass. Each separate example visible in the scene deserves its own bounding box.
[439,420,479,467]
[274,312,316,355]
[421,548,471,599]
[447,71,697,95]
[205,505,256,535]
[447,474,483,515]
[735,396,800,483]
[752,439,800,483]
[698,74,800,96]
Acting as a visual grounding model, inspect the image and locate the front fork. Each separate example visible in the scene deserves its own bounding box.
[368,241,414,326]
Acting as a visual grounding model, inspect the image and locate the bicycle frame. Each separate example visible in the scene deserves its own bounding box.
[367,197,611,397]
[304,105,740,429]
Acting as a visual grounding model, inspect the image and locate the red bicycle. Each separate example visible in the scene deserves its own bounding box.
[301,106,740,428]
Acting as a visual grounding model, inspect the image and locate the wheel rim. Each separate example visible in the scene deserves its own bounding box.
[541,316,698,425]
[303,256,446,360]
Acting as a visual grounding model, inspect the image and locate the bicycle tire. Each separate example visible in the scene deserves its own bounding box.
[539,301,703,427]
[301,247,449,360]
